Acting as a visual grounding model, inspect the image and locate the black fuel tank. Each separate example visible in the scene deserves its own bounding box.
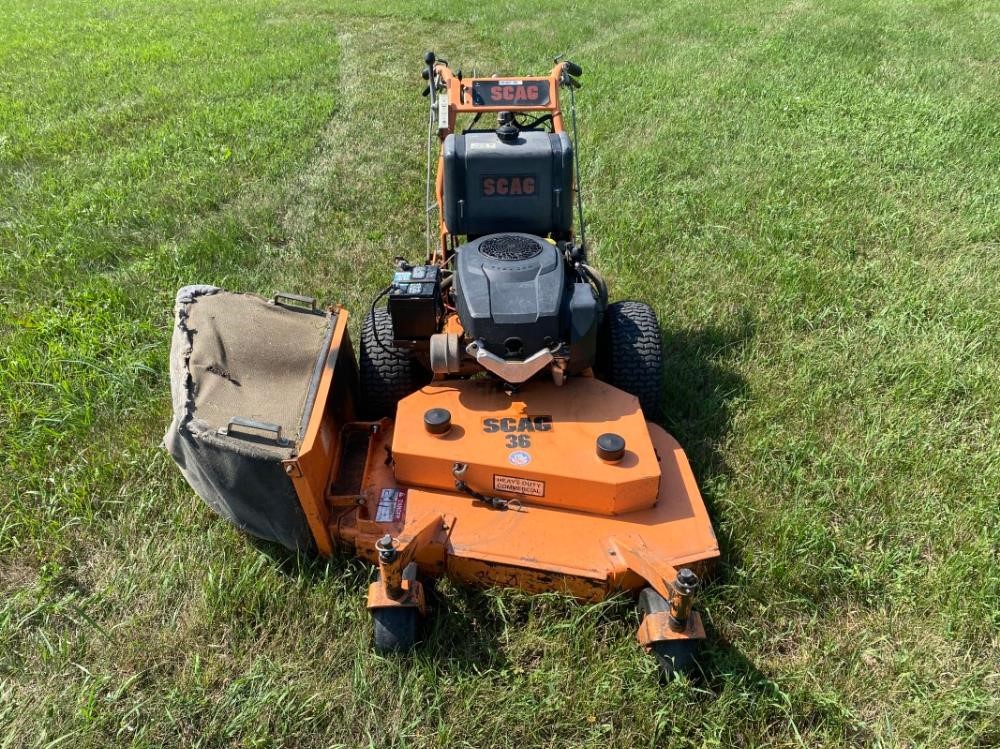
[442,130,573,237]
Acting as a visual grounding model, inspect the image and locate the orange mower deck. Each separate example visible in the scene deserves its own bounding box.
[280,316,718,655]
[340,415,720,602]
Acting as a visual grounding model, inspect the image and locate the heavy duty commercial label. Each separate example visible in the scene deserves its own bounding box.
[493,474,545,497]
[375,488,407,523]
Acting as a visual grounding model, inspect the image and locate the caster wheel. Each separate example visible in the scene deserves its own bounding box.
[372,606,418,653]
[637,586,700,681]
[649,638,698,681]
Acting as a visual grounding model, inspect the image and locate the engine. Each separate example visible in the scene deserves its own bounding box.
[453,232,601,381]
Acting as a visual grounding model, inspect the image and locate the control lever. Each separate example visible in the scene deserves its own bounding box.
[422,50,436,101]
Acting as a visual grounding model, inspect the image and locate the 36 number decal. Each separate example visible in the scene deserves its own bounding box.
[504,434,531,448]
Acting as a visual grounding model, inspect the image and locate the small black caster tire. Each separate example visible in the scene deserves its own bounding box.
[650,638,698,681]
[637,586,700,681]
[372,606,418,653]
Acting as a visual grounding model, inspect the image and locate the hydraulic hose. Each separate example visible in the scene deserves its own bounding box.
[580,263,608,308]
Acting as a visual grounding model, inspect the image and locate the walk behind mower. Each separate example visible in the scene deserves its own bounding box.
[165,53,719,678]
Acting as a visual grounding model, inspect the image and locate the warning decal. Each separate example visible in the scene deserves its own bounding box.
[375,488,407,523]
[493,474,545,497]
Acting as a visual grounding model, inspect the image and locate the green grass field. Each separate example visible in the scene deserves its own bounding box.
[2,0,998,746]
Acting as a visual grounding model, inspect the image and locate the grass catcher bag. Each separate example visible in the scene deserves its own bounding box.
[164,285,336,551]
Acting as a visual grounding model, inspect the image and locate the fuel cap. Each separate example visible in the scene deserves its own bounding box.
[424,408,452,435]
[596,432,626,462]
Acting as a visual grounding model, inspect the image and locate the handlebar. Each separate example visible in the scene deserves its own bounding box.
[422,51,581,87]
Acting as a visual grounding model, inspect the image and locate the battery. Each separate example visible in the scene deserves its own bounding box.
[387,265,442,341]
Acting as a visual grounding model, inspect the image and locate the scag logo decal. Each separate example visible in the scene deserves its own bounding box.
[489,84,541,103]
[484,415,552,449]
[482,416,552,433]
[471,80,551,107]
[482,175,536,197]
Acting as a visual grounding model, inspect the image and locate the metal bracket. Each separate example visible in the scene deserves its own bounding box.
[367,562,426,614]
[637,610,705,648]
[466,339,554,384]
[607,537,675,602]
[608,537,706,644]
[367,512,446,615]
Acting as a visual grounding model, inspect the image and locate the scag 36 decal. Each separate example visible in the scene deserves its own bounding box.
[483,415,552,449]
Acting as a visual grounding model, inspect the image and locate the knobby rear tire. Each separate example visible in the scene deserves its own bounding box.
[358,308,428,419]
[598,301,664,419]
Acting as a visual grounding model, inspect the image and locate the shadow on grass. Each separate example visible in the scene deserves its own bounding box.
[250,537,516,672]
[660,313,753,573]
[419,583,517,672]
[656,318,848,723]
[658,316,773,689]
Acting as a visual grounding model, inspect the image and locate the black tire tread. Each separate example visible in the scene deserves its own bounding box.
[651,639,698,681]
[358,308,426,419]
[372,606,418,653]
[599,301,663,418]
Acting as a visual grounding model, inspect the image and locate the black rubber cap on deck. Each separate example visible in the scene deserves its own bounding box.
[424,408,452,435]
[596,432,626,461]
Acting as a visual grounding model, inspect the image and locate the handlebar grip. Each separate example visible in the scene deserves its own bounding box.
[564,60,583,77]
[424,50,436,66]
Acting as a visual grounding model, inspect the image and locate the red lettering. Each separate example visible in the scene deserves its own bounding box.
[483,176,536,197]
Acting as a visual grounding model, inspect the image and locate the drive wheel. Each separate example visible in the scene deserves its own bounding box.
[359,308,428,419]
[637,587,699,681]
[598,301,663,419]
[372,605,418,653]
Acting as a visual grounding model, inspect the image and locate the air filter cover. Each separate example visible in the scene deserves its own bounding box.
[454,233,564,357]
